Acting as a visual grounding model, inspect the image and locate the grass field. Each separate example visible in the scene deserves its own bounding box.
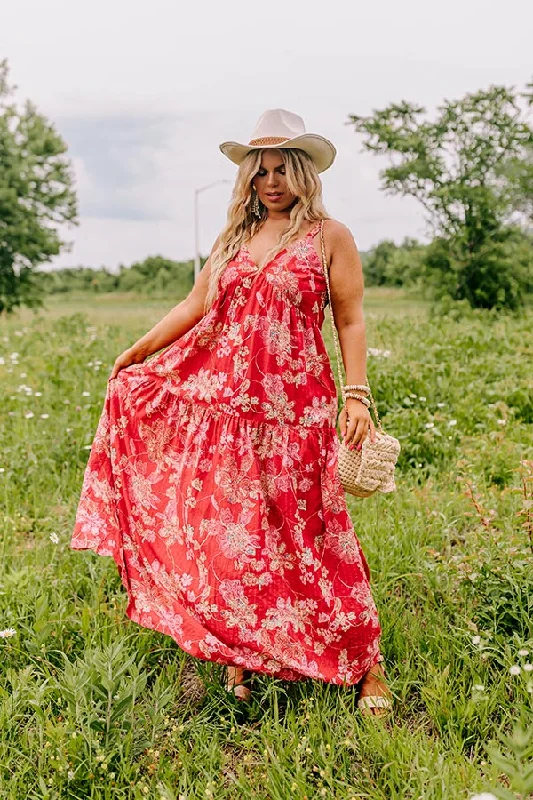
[1,288,532,799]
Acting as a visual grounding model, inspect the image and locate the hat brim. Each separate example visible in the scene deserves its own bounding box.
[219,133,336,174]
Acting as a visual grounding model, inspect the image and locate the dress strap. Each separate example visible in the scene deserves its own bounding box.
[306,221,323,239]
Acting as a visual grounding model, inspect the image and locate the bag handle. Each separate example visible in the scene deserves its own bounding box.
[318,219,383,433]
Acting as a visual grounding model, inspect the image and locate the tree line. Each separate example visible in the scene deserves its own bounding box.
[38,256,196,298]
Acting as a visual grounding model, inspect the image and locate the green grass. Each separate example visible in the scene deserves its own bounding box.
[1,288,532,799]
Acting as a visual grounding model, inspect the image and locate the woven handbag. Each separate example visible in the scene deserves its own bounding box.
[318,220,401,498]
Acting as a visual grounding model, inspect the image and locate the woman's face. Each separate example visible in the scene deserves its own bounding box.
[252,150,297,213]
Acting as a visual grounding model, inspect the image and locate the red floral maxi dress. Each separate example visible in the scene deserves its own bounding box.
[70,221,382,685]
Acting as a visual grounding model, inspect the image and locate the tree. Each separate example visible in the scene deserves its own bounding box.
[362,238,428,289]
[363,239,397,286]
[347,81,533,310]
[497,79,533,226]
[0,58,78,313]
[498,147,533,227]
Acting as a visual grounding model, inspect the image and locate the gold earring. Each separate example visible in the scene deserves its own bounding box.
[251,186,261,218]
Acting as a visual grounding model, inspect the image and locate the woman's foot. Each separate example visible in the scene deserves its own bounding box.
[357,658,392,717]
[225,666,252,702]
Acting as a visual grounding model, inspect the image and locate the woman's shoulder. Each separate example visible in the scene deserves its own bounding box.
[321,218,357,248]
[322,217,352,236]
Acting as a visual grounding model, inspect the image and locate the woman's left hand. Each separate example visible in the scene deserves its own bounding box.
[339,397,376,450]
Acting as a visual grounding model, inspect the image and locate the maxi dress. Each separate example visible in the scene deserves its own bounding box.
[70,221,382,685]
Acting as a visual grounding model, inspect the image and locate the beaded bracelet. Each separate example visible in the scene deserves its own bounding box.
[343,384,370,393]
[344,393,371,407]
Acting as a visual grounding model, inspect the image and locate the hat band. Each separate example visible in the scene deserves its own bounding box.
[248,136,290,146]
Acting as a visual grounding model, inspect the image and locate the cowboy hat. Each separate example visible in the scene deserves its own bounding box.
[219,108,336,174]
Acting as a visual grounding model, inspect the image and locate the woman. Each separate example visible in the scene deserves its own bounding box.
[70,109,392,716]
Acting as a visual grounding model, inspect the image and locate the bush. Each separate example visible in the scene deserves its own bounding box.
[424,227,532,311]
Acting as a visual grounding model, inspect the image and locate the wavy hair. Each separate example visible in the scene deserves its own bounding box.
[203,147,330,312]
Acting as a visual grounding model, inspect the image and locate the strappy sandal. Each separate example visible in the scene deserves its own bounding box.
[357,655,392,716]
[224,666,252,703]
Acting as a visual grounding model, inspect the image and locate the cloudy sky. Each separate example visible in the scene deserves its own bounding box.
[2,0,532,270]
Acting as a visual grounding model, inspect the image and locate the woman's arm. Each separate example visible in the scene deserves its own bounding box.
[324,219,375,448]
[109,237,219,379]
[325,219,367,383]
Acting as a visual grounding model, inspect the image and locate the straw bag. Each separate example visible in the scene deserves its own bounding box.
[319,220,401,498]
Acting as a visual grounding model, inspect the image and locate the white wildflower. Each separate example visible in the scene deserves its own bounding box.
[473,684,484,691]
[448,419,457,426]
[0,357,4,365]
[497,419,506,425]
[518,649,529,656]
[40,414,49,419]
[472,635,481,645]
[10,352,19,359]
[49,532,59,544]
[425,421,435,429]
[419,396,426,402]
[367,347,391,358]
[25,411,34,419]
[0,467,4,473]
[35,391,42,397]
[523,663,533,672]
[469,794,498,800]
[509,665,521,676]
[0,628,16,638]
[82,391,90,397]
[436,402,446,408]
[83,445,91,450]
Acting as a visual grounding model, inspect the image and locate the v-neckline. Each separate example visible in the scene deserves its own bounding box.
[241,223,321,271]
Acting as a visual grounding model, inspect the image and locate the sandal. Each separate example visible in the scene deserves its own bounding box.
[224,666,252,703]
[357,655,392,716]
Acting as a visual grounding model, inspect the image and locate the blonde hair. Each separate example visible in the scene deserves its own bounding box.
[203,148,330,312]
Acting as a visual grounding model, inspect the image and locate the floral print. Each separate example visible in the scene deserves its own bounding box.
[70,222,382,685]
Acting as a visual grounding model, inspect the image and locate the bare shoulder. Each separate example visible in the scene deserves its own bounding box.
[322,218,357,249]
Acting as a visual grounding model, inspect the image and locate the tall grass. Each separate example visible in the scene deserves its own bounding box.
[0,289,531,799]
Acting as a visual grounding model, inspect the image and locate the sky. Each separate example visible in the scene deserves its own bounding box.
[2,0,532,270]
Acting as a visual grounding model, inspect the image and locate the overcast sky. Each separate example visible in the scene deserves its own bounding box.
[2,0,532,270]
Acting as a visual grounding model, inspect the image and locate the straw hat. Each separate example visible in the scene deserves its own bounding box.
[219,108,336,173]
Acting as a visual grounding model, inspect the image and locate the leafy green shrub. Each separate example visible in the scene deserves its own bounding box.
[424,227,532,311]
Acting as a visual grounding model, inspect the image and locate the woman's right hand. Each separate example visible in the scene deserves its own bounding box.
[108,347,147,381]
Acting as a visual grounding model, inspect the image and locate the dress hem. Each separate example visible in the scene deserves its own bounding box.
[70,539,382,687]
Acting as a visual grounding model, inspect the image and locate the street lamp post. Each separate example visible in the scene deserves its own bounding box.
[194,179,231,281]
